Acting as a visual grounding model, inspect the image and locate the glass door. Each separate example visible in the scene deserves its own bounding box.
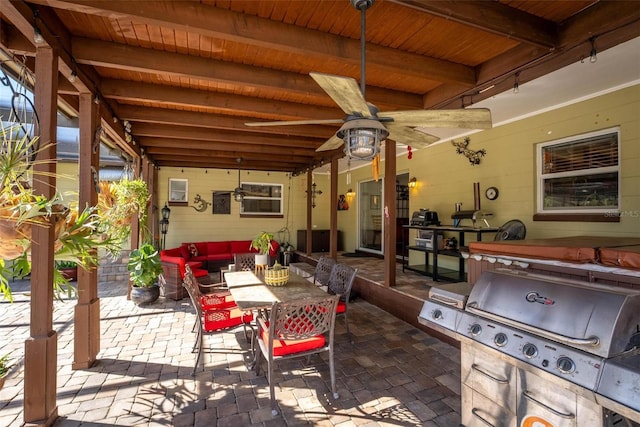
[358,179,383,254]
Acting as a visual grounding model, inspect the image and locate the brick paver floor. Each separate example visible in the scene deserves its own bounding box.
[0,271,461,426]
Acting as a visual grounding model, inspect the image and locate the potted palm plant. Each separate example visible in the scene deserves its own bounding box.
[251,231,274,266]
[127,243,163,305]
[0,353,13,390]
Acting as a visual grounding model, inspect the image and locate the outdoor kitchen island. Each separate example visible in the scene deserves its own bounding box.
[419,236,640,427]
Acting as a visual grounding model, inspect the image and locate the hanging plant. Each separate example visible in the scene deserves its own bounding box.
[97,177,150,256]
[0,120,116,301]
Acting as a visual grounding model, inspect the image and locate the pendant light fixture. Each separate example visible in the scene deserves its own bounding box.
[233,158,245,202]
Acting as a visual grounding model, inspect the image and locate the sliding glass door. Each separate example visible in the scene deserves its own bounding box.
[358,179,383,254]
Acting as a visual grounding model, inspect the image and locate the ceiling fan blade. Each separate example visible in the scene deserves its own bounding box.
[245,118,344,127]
[310,72,371,117]
[316,135,344,152]
[386,124,440,148]
[383,108,492,129]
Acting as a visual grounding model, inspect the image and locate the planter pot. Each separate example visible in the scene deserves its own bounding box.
[131,285,160,306]
[60,267,78,281]
[255,253,269,267]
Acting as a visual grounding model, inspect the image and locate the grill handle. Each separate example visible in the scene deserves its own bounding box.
[466,302,600,347]
[430,294,462,307]
[523,390,575,419]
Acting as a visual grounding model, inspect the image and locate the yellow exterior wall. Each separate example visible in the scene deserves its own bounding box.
[55,85,639,255]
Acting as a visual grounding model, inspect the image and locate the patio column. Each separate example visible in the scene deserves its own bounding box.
[305,171,313,255]
[383,139,397,287]
[25,44,59,426]
[127,157,141,299]
[73,92,101,370]
[329,158,338,258]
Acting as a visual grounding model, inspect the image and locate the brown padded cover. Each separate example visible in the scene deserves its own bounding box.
[469,236,640,264]
[599,245,640,270]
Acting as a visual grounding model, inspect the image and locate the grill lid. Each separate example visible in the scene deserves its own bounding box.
[466,270,640,358]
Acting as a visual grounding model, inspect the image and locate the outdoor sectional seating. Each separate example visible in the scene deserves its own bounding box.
[159,239,279,300]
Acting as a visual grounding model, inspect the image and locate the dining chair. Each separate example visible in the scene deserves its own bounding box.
[326,263,358,342]
[183,265,254,375]
[311,256,336,287]
[254,295,340,416]
[234,252,256,272]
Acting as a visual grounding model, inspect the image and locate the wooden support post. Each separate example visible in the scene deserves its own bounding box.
[384,139,397,287]
[73,92,100,370]
[25,44,59,426]
[305,171,313,255]
[330,158,338,259]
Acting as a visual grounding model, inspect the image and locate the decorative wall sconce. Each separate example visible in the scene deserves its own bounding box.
[452,137,486,166]
[408,177,417,188]
[159,203,171,249]
[307,182,323,208]
[191,194,211,212]
[346,188,356,200]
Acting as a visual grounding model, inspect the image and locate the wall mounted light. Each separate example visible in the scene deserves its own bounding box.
[233,158,245,202]
[408,177,417,188]
[307,182,323,208]
[159,203,171,249]
[346,188,356,200]
[589,37,598,63]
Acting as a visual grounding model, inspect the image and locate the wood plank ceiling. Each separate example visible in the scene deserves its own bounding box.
[1,0,639,174]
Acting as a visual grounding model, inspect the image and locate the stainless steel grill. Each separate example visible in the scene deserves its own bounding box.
[419,269,640,426]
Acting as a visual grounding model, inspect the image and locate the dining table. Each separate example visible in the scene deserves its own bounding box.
[223,269,327,311]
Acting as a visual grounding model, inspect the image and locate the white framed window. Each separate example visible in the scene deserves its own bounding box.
[168,178,188,205]
[240,182,283,217]
[536,127,620,216]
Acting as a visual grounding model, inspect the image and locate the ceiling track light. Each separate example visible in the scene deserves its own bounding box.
[589,37,598,63]
[513,72,520,94]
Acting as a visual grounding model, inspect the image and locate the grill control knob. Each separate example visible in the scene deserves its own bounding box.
[522,343,538,359]
[432,309,443,320]
[494,333,508,347]
[470,323,482,336]
[557,357,576,374]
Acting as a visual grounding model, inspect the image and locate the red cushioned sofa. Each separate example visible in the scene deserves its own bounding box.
[159,240,280,300]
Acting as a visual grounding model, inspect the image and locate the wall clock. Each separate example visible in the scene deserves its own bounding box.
[485,186,499,200]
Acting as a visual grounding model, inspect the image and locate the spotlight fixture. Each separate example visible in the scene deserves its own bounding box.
[338,118,388,161]
[513,72,520,94]
[33,26,44,44]
[233,158,245,202]
[589,37,598,63]
[408,177,417,188]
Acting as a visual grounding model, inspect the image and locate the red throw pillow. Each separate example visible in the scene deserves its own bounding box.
[188,243,199,257]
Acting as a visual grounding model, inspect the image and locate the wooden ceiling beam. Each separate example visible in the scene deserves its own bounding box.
[132,123,323,149]
[136,137,320,157]
[29,0,476,86]
[145,147,315,162]
[72,37,423,111]
[100,79,342,121]
[117,106,336,140]
[391,0,557,49]
[152,155,302,172]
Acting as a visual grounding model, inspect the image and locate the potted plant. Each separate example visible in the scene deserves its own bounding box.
[55,260,78,281]
[127,243,163,305]
[0,353,13,390]
[251,231,274,266]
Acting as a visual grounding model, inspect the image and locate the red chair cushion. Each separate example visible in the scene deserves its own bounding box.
[203,307,253,332]
[259,323,325,356]
[200,291,236,311]
[336,301,346,313]
[191,268,209,278]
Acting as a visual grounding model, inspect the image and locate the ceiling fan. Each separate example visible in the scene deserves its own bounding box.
[245,0,492,161]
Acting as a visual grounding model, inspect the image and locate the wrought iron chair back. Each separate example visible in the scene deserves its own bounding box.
[327,263,357,342]
[312,256,336,287]
[183,265,253,375]
[234,252,256,271]
[254,295,340,416]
